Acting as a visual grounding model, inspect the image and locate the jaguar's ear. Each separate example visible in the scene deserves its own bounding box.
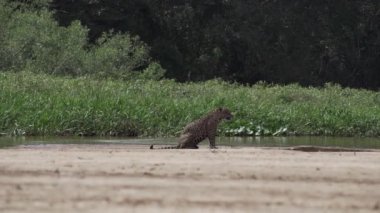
[217,107,223,111]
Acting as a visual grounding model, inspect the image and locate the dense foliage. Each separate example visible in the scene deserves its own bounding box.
[1,1,379,138]
[51,0,380,89]
[0,1,165,80]
[1,72,379,137]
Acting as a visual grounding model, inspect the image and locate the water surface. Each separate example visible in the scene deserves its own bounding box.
[0,136,379,149]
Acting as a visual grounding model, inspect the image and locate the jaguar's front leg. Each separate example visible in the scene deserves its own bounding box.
[208,134,218,149]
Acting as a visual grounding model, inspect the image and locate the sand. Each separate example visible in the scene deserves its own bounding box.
[0,144,379,213]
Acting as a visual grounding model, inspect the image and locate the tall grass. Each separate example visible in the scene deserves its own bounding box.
[1,72,379,137]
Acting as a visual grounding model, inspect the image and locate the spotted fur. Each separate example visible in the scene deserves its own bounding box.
[150,107,233,149]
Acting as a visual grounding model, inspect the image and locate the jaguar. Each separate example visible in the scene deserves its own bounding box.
[150,107,233,149]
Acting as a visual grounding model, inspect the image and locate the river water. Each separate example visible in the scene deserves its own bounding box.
[0,136,379,149]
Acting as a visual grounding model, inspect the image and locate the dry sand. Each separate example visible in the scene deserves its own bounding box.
[0,144,379,213]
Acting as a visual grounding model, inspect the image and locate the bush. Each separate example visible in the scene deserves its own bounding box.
[140,62,166,80]
[0,2,164,80]
[86,33,152,79]
[1,6,86,74]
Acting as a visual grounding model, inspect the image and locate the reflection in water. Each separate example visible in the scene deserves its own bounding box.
[0,136,379,149]
[220,136,380,149]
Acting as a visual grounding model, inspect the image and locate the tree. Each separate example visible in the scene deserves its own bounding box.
[47,0,380,89]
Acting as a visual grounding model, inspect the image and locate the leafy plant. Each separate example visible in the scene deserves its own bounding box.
[0,2,164,80]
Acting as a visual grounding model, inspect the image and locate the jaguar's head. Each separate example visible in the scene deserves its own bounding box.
[216,107,233,120]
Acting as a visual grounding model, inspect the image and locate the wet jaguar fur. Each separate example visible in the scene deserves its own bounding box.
[150,107,233,149]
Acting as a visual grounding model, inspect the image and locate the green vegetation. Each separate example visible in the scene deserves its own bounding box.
[1,72,379,137]
[0,2,379,138]
[0,1,165,80]
[52,0,380,89]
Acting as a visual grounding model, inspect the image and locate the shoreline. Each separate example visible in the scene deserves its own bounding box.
[1,144,379,212]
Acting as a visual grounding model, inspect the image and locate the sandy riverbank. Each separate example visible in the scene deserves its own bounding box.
[0,144,379,212]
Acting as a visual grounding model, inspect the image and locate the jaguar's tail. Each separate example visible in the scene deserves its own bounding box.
[150,144,179,149]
